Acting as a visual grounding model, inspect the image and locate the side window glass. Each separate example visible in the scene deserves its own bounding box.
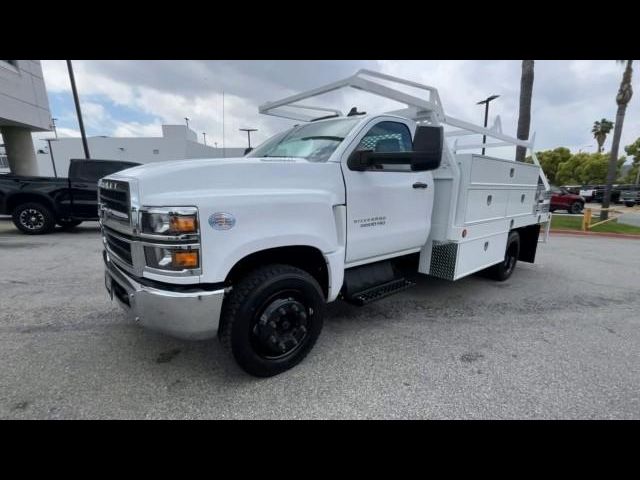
[357,121,412,153]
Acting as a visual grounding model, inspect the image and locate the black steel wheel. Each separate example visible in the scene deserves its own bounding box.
[220,264,324,377]
[487,231,520,281]
[12,202,56,235]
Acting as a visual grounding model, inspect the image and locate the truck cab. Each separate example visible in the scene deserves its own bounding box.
[100,70,551,376]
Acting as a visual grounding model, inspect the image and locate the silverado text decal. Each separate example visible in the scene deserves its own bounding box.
[354,216,387,228]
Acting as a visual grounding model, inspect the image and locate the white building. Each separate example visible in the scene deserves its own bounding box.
[37,125,247,177]
[0,60,52,175]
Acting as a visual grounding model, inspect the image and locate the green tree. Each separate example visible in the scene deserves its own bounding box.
[516,60,535,162]
[620,137,640,184]
[555,152,625,185]
[534,147,572,184]
[602,60,634,220]
[591,118,614,153]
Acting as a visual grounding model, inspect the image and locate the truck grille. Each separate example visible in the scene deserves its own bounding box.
[99,180,130,220]
[103,228,133,266]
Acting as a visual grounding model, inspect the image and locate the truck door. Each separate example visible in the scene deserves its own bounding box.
[342,119,433,264]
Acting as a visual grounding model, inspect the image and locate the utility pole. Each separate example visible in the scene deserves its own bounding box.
[66,60,90,159]
[45,138,58,178]
[185,117,190,129]
[476,95,500,155]
[239,128,258,149]
[203,132,207,146]
[222,91,225,157]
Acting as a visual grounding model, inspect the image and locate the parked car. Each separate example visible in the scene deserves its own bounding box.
[620,188,640,207]
[550,186,584,214]
[0,159,139,234]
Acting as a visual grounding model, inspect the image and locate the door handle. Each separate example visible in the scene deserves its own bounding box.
[412,182,428,189]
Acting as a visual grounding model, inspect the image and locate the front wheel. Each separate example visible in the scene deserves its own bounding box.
[220,264,325,377]
[487,231,520,281]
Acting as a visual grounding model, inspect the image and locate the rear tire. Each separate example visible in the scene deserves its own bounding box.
[487,231,520,281]
[569,202,583,214]
[220,264,325,377]
[12,202,56,235]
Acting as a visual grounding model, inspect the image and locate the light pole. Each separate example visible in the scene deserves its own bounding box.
[239,128,258,150]
[185,117,190,129]
[476,95,500,155]
[51,117,58,139]
[203,132,207,146]
[66,60,90,159]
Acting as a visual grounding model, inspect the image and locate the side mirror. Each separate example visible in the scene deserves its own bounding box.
[347,125,443,172]
[409,125,443,171]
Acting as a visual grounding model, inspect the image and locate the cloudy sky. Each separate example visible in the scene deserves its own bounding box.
[37,60,639,156]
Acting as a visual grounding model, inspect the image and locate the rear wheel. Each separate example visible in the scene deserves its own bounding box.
[569,202,583,214]
[12,202,56,235]
[220,264,325,377]
[487,231,520,281]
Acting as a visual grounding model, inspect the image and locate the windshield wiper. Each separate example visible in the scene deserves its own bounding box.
[301,136,344,142]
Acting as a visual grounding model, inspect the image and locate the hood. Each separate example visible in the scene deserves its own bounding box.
[107,156,345,206]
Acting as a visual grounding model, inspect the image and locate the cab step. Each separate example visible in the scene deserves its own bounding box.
[346,278,415,306]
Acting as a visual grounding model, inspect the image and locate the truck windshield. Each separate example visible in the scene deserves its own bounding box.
[246,117,361,162]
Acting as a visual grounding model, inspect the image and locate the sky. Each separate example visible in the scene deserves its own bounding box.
[36,60,640,158]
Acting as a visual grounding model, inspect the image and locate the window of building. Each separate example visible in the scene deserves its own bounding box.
[153,149,159,154]
[0,156,9,168]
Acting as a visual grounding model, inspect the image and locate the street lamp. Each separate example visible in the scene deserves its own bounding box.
[51,117,58,139]
[66,60,90,159]
[476,95,500,155]
[239,128,258,150]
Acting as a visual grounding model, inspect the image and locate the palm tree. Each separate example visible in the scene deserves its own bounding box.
[601,60,634,221]
[591,118,614,153]
[516,60,534,162]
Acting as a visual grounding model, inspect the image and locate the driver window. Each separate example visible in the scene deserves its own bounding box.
[355,121,413,171]
[357,121,412,153]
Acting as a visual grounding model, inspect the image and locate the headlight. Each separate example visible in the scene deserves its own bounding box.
[144,246,200,271]
[141,207,198,236]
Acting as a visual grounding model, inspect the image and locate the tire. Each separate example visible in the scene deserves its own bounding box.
[57,219,83,230]
[625,202,635,208]
[220,264,325,377]
[487,231,520,281]
[569,201,583,214]
[12,202,56,235]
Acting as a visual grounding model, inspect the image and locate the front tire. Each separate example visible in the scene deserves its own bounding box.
[487,231,520,281]
[12,202,56,235]
[220,264,325,377]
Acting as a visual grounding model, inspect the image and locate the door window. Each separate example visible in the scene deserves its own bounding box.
[353,121,413,171]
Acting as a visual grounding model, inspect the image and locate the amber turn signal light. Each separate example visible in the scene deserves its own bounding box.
[170,215,198,233]
[172,250,199,269]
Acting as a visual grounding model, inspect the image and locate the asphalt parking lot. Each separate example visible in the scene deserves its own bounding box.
[1,217,639,419]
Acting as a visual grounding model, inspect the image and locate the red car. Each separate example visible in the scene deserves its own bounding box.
[550,186,585,214]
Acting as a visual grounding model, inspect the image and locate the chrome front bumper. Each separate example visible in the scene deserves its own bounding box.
[103,251,225,340]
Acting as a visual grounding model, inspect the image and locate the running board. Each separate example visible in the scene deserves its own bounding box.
[345,278,416,306]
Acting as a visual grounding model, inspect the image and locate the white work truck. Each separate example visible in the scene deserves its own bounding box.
[100,70,551,376]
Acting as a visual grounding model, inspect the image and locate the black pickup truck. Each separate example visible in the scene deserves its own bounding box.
[0,159,139,234]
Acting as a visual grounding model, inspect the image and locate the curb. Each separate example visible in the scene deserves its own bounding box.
[550,229,640,240]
